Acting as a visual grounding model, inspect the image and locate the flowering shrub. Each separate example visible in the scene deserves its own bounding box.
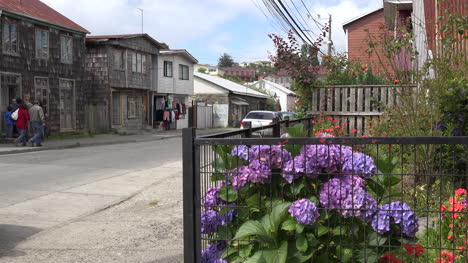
[312,115,352,137]
[200,125,426,262]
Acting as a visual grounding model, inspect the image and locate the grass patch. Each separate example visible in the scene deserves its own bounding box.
[149,200,159,206]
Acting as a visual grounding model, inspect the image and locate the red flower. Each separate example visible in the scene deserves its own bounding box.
[339,131,343,134]
[449,203,466,212]
[440,251,457,262]
[362,135,367,137]
[378,253,405,263]
[435,258,445,263]
[441,205,446,212]
[325,128,334,132]
[455,188,467,196]
[318,119,324,123]
[334,125,340,129]
[332,120,338,123]
[466,239,468,245]
[458,246,465,250]
[448,235,453,240]
[342,122,347,125]
[403,244,425,257]
[449,223,454,227]
[362,65,368,70]
[448,197,458,204]
[450,213,460,219]
[327,117,333,121]
[352,129,357,133]
[394,79,400,83]
[312,120,315,124]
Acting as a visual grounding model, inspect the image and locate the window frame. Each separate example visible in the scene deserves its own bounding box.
[131,51,147,73]
[164,61,173,77]
[35,28,49,59]
[60,35,73,64]
[2,22,19,55]
[179,64,189,80]
[113,49,125,70]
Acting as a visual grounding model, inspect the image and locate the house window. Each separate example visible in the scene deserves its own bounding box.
[35,29,49,59]
[113,49,125,70]
[59,79,75,131]
[2,22,18,55]
[164,61,173,77]
[34,77,49,116]
[131,52,147,73]
[60,35,73,63]
[179,64,189,80]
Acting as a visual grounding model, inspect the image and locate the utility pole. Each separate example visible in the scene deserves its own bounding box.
[328,14,332,57]
[137,8,144,33]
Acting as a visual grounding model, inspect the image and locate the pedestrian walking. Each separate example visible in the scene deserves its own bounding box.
[15,102,30,147]
[10,98,19,137]
[4,106,14,138]
[28,100,45,147]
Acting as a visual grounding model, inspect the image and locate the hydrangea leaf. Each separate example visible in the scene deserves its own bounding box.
[269,202,292,233]
[260,241,288,263]
[336,246,353,263]
[367,232,388,246]
[296,234,308,252]
[281,219,297,231]
[233,220,274,245]
[219,185,238,202]
[332,225,348,236]
[382,175,401,187]
[316,224,329,237]
[211,172,226,182]
[239,244,254,258]
[296,223,304,233]
[221,246,238,259]
[215,225,232,240]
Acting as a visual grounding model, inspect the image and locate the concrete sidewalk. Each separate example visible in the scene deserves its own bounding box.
[0,161,184,263]
[0,128,234,155]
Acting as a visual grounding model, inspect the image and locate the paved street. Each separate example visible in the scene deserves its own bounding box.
[0,138,183,261]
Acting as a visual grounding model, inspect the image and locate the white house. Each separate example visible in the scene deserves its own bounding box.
[155,49,198,129]
[253,79,297,112]
[194,64,225,76]
[193,73,268,127]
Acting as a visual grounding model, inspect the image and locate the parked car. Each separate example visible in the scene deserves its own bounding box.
[240,110,280,129]
[277,111,296,120]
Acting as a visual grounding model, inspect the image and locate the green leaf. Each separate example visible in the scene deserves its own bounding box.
[219,185,238,202]
[366,178,385,197]
[222,247,238,259]
[357,249,379,263]
[296,223,304,234]
[211,172,226,182]
[296,234,308,252]
[261,241,288,263]
[215,225,232,240]
[306,233,318,247]
[332,225,348,236]
[336,246,353,263]
[246,193,261,207]
[233,220,275,245]
[289,183,305,196]
[213,158,227,171]
[239,244,254,258]
[245,251,267,263]
[382,175,401,187]
[286,123,308,138]
[367,232,388,246]
[269,202,292,233]
[281,219,297,231]
[316,224,329,237]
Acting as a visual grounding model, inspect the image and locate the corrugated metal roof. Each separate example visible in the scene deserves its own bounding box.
[255,79,296,95]
[0,0,89,33]
[194,72,269,99]
[86,34,165,49]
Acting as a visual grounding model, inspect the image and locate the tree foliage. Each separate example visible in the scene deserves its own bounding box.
[218,53,235,67]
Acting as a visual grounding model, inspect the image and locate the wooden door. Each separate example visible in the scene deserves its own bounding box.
[59,79,75,132]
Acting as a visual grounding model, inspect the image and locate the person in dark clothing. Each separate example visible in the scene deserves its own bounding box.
[15,103,30,146]
[10,98,21,137]
[4,106,14,138]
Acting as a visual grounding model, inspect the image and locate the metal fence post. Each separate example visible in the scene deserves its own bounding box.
[285,116,290,128]
[183,128,198,262]
[273,117,280,137]
[244,121,252,138]
[306,116,313,137]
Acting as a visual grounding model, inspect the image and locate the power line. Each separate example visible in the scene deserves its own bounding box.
[285,0,318,39]
[276,0,315,44]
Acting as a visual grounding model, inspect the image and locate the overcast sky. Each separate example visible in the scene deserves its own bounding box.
[42,0,382,65]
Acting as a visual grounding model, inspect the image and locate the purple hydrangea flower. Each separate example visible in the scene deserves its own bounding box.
[339,174,366,188]
[249,145,291,169]
[228,166,250,191]
[203,186,225,210]
[248,160,271,184]
[289,199,320,225]
[282,159,303,183]
[301,144,342,173]
[201,209,236,234]
[370,201,419,237]
[231,145,249,161]
[320,178,377,221]
[342,152,377,178]
[201,241,227,263]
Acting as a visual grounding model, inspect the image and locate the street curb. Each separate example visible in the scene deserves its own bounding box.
[0,135,181,155]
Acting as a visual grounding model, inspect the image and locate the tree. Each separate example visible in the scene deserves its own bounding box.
[218,53,235,67]
[197,67,207,73]
[159,42,169,49]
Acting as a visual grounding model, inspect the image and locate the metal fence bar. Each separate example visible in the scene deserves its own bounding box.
[183,128,196,262]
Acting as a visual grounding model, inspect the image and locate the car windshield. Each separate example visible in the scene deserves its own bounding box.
[279,113,295,120]
[245,112,274,120]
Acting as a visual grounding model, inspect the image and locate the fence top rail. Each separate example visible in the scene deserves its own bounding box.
[194,136,468,145]
[197,117,312,138]
[312,85,417,88]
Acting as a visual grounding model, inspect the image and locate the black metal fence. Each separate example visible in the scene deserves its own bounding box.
[183,130,468,263]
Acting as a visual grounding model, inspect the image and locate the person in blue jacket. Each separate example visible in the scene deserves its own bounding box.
[4,106,14,138]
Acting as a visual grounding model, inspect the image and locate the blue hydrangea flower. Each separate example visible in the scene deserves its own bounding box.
[342,152,377,178]
[248,160,271,184]
[201,209,236,234]
[231,145,249,161]
[301,144,342,173]
[201,241,227,263]
[289,199,320,225]
[319,178,377,221]
[370,201,419,237]
[227,166,250,191]
[203,186,224,210]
